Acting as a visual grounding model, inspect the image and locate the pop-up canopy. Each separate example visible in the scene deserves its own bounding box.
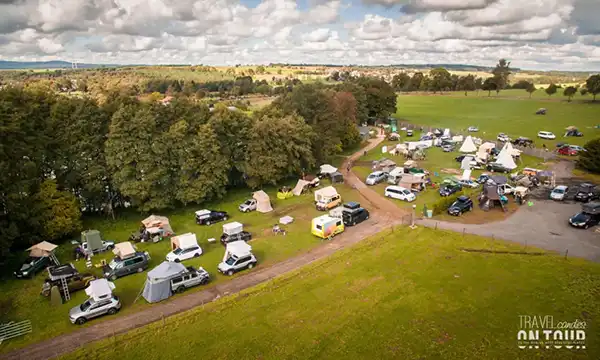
[85,279,115,301]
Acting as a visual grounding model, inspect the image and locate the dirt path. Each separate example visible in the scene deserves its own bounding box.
[2,136,405,360]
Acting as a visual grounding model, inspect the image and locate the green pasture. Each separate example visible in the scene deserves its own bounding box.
[395,92,600,148]
[61,227,600,360]
[0,182,362,353]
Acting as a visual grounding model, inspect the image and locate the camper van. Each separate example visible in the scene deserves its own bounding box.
[311,215,344,239]
[314,186,342,211]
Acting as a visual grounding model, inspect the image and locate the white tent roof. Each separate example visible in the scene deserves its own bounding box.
[170,233,198,249]
[223,222,243,235]
[461,156,472,170]
[279,216,294,225]
[112,242,136,259]
[195,209,211,216]
[443,128,451,137]
[315,186,338,198]
[459,136,477,153]
[319,164,338,175]
[476,151,489,161]
[479,142,496,151]
[224,241,252,261]
[85,279,115,301]
[388,167,404,177]
[496,143,518,170]
[292,179,310,196]
[461,169,472,180]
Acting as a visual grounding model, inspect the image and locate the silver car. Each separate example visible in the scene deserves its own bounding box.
[217,254,257,276]
[69,296,121,325]
[365,171,387,185]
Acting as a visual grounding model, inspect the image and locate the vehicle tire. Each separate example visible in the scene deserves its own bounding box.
[176,286,186,294]
[227,270,234,276]
[75,317,87,325]
[137,267,144,272]
[366,215,369,220]
[174,259,180,263]
[206,221,211,226]
[223,216,228,221]
[108,308,118,315]
[585,224,589,229]
[248,263,254,269]
[194,252,200,258]
[110,275,117,281]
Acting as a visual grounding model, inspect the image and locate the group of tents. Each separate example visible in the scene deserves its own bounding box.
[459,135,520,171]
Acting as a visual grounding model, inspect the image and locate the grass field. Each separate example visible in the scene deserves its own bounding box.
[60,227,600,360]
[0,182,363,353]
[351,132,548,222]
[395,92,600,148]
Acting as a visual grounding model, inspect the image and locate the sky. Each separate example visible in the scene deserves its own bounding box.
[1,0,600,70]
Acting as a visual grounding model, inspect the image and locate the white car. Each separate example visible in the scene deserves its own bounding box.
[550,185,568,201]
[537,131,556,140]
[166,245,203,263]
[366,171,387,185]
[497,133,510,142]
[468,126,479,132]
[384,186,416,202]
[497,184,516,195]
[459,179,480,188]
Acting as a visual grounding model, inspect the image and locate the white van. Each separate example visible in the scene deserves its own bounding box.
[386,167,405,185]
[384,186,416,202]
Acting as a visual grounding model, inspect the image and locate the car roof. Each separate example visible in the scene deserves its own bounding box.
[370,171,384,175]
[457,196,470,201]
[386,185,408,191]
[554,185,568,190]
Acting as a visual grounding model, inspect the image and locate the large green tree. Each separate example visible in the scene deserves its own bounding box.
[491,59,511,94]
[577,138,600,173]
[242,112,315,188]
[585,74,600,101]
[391,72,411,91]
[563,86,577,102]
[526,82,537,98]
[429,68,452,93]
[545,83,558,97]
[34,180,82,241]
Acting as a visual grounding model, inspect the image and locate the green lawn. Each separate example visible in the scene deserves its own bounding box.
[0,182,364,353]
[394,93,600,147]
[352,135,548,221]
[60,227,600,360]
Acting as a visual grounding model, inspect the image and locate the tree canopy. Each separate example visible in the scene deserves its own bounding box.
[585,74,600,101]
[577,138,600,174]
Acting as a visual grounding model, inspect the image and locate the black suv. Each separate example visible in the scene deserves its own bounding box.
[342,202,370,226]
[220,231,252,245]
[14,256,51,279]
[574,184,599,202]
[439,183,462,197]
[195,210,229,225]
[486,162,511,173]
[447,196,474,216]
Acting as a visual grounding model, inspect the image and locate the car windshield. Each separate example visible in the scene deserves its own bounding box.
[225,256,237,265]
[80,299,94,311]
[244,200,252,205]
[368,174,376,178]
[402,190,411,195]
[573,213,590,222]
[108,259,120,269]
[173,248,184,255]
[553,189,565,194]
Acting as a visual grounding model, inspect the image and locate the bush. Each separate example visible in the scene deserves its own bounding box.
[577,138,600,174]
[431,191,464,215]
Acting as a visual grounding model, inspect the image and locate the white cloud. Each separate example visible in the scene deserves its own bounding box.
[0,0,597,70]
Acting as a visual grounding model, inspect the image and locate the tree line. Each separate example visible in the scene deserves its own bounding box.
[0,77,396,262]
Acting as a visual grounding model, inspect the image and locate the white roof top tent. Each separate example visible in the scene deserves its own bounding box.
[85,279,116,301]
[223,241,252,262]
[314,186,338,203]
[194,209,211,217]
[112,242,136,259]
[319,164,338,175]
[170,233,198,251]
[223,222,244,235]
[459,136,477,153]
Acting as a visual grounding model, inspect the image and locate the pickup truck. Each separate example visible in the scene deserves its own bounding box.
[82,240,115,255]
[170,266,210,293]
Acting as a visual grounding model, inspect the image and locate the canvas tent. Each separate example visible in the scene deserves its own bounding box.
[461,169,472,181]
[27,241,58,258]
[479,142,495,152]
[461,156,473,170]
[170,233,198,251]
[112,242,136,259]
[85,279,115,301]
[223,241,252,262]
[142,261,187,303]
[459,136,477,153]
[398,174,426,191]
[253,190,273,213]
[496,143,517,170]
[319,164,338,176]
[292,179,311,196]
[141,215,173,235]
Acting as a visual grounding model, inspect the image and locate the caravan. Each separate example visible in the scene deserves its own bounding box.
[386,167,405,185]
[311,215,344,239]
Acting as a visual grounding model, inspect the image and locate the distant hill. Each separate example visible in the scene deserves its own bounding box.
[0,60,120,70]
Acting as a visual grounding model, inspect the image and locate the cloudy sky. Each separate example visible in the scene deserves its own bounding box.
[1,0,599,70]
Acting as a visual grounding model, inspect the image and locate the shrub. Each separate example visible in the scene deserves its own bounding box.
[577,138,600,174]
[431,191,464,215]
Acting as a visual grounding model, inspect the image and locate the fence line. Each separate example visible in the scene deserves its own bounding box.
[0,320,32,344]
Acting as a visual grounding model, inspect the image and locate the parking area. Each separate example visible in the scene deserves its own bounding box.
[420,200,600,262]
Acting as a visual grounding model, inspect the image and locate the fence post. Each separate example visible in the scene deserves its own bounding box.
[435,222,438,230]
[462,228,466,237]
[565,249,568,259]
